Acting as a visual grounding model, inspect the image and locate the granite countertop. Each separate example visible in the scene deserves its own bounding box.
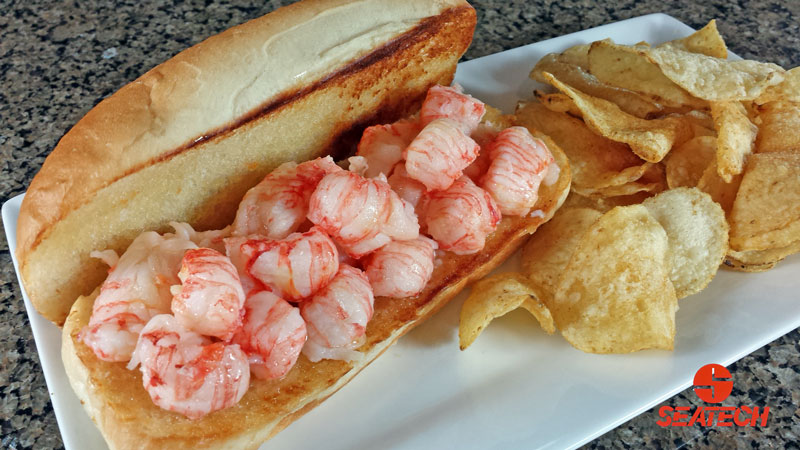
[1,1,798,449]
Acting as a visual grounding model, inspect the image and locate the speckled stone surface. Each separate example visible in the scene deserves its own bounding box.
[1,1,798,449]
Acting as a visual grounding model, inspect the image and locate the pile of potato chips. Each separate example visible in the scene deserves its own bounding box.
[459,20,800,354]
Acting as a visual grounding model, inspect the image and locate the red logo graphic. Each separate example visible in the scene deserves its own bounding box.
[656,364,769,427]
[693,364,733,403]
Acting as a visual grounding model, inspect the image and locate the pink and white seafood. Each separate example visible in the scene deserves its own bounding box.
[308,170,419,258]
[170,222,232,254]
[170,248,246,341]
[404,118,480,192]
[480,126,557,216]
[419,84,485,134]
[225,226,339,301]
[232,291,306,380]
[128,314,250,420]
[300,265,375,362]
[232,156,341,239]
[356,119,421,178]
[80,229,198,362]
[462,123,501,182]
[420,176,501,255]
[363,236,438,298]
[386,163,426,208]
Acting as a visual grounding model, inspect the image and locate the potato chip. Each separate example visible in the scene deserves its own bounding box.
[755,67,799,104]
[521,207,602,307]
[723,256,778,272]
[666,136,717,188]
[726,240,800,267]
[483,103,515,129]
[561,190,654,212]
[534,90,581,116]
[586,163,666,198]
[553,205,677,353]
[588,40,707,109]
[458,273,555,350]
[542,72,693,162]
[755,100,800,154]
[516,102,650,192]
[729,152,800,252]
[682,110,717,137]
[710,101,757,182]
[659,20,727,59]
[643,188,728,298]
[696,159,742,217]
[646,47,785,102]
[560,43,591,68]
[531,55,663,118]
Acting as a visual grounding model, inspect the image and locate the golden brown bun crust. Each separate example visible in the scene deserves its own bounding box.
[18,0,475,325]
[62,142,571,450]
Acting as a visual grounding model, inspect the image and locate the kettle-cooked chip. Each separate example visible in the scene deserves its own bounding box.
[646,47,785,102]
[534,90,581,116]
[658,20,727,59]
[531,54,663,119]
[542,72,693,163]
[711,101,758,182]
[553,205,677,353]
[561,190,655,212]
[521,207,603,307]
[643,188,728,298]
[755,100,800,154]
[723,256,778,272]
[516,102,650,193]
[666,136,717,188]
[588,40,707,109]
[458,273,555,350]
[729,152,800,252]
[726,240,800,268]
[697,159,743,216]
[755,67,800,104]
[583,163,666,198]
[682,110,717,137]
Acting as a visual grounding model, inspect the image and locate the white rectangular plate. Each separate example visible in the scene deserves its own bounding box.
[5,13,799,450]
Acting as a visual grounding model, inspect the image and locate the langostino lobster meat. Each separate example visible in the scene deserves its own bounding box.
[80,83,559,419]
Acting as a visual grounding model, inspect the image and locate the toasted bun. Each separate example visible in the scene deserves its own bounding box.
[30,0,573,446]
[17,0,477,325]
[62,140,571,449]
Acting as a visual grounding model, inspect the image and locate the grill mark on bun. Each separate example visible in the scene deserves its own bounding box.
[135,8,460,181]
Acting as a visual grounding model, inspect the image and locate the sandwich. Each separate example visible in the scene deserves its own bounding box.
[15,0,571,448]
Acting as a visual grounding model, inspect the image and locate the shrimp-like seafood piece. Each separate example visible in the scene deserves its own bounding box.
[170,248,246,341]
[387,163,426,209]
[170,222,231,254]
[346,155,369,176]
[480,126,557,216]
[463,123,501,182]
[419,84,485,134]
[363,236,438,298]
[300,265,374,362]
[80,230,197,362]
[232,156,341,239]
[128,314,250,420]
[223,237,261,298]
[232,291,306,380]
[404,118,480,192]
[308,170,419,258]
[420,176,501,255]
[356,118,421,178]
[225,226,339,301]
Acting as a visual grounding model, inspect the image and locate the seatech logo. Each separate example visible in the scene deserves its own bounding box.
[657,364,770,427]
